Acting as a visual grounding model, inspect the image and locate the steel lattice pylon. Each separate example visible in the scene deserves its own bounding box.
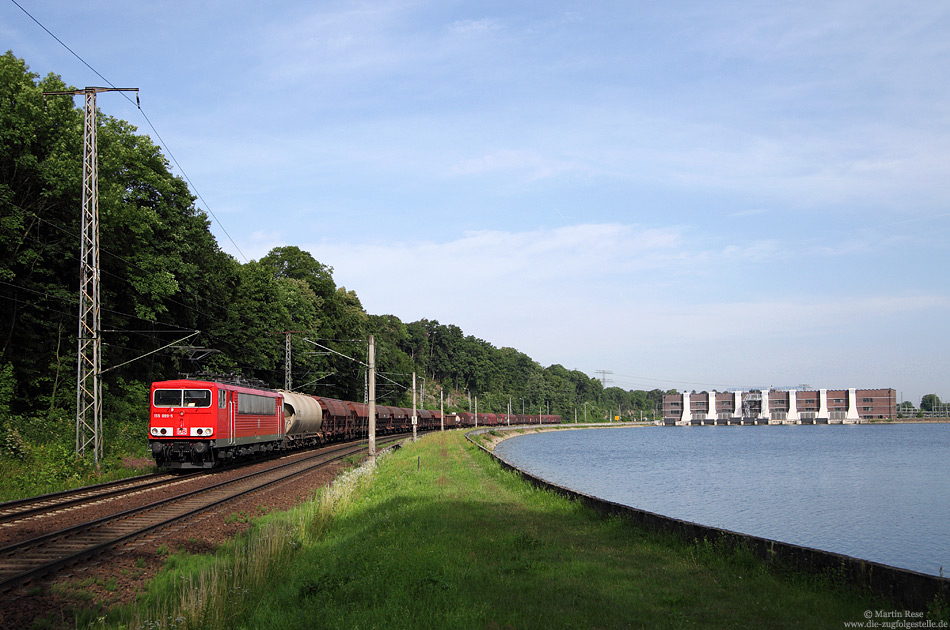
[43,86,138,464]
[76,87,103,462]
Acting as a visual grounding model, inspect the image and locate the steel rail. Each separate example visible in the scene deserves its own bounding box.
[0,473,183,525]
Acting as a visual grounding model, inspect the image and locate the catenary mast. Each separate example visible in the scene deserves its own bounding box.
[43,86,138,464]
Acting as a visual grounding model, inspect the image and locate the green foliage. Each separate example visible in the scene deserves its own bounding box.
[1,423,28,461]
[367,313,414,405]
[102,378,151,455]
[920,394,942,412]
[1,53,83,409]
[0,361,13,416]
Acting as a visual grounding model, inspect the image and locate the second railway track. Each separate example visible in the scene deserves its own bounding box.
[0,472,182,527]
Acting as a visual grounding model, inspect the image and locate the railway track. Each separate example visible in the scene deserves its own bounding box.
[0,435,404,593]
[0,472,182,526]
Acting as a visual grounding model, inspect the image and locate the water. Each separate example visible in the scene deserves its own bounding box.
[494,424,950,576]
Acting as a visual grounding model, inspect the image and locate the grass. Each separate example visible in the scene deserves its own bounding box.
[95,430,899,629]
[0,444,155,502]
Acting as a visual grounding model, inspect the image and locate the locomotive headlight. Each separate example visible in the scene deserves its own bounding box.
[190,427,214,437]
[150,427,173,437]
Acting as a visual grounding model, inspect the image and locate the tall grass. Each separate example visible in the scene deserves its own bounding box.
[102,455,382,629]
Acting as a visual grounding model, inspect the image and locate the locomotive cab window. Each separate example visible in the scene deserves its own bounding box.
[153,389,212,408]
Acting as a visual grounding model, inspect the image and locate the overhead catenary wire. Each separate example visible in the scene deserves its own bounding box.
[1,279,358,395]
[11,204,243,329]
[4,87,261,373]
[7,203,358,393]
[611,372,738,390]
[1,21,395,399]
[100,331,199,375]
[9,0,248,263]
[300,338,409,392]
[6,199,256,357]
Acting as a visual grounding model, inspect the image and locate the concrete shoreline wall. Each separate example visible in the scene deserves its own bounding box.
[471,427,950,611]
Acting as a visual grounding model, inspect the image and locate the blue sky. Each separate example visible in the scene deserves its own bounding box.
[5,1,949,404]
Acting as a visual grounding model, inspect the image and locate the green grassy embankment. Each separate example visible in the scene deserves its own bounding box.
[101,429,892,629]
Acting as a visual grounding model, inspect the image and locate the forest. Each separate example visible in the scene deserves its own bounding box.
[0,52,668,490]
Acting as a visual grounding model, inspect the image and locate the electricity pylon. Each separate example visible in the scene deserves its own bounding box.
[43,86,138,464]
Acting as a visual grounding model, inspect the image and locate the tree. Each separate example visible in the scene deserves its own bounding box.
[0,54,83,412]
[259,246,335,300]
[920,394,942,412]
[367,314,413,406]
[402,320,430,377]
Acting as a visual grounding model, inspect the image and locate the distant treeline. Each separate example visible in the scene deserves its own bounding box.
[0,51,666,459]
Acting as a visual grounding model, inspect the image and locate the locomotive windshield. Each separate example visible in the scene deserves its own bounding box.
[153,389,212,408]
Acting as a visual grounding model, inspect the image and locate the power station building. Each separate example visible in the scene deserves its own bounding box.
[661,388,896,425]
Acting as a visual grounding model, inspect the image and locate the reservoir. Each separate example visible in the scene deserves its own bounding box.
[493,423,950,576]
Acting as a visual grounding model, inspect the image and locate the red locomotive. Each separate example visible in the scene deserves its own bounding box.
[148,378,560,469]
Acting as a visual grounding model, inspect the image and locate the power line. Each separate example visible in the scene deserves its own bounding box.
[611,372,738,389]
[9,203,239,333]
[10,0,106,83]
[595,369,613,386]
[10,0,248,263]
[6,206,348,390]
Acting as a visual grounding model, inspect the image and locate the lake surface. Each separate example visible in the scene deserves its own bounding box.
[494,423,950,576]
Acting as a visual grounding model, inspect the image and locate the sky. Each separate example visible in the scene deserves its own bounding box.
[4,0,949,404]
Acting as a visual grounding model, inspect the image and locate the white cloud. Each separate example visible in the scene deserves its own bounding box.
[447,18,504,35]
[243,231,285,261]
[258,3,412,78]
[314,223,689,299]
[450,149,585,182]
[277,221,947,402]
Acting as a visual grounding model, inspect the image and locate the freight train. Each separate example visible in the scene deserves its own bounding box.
[148,378,561,469]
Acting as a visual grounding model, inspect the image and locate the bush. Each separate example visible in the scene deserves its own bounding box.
[1,425,29,461]
[32,442,96,486]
